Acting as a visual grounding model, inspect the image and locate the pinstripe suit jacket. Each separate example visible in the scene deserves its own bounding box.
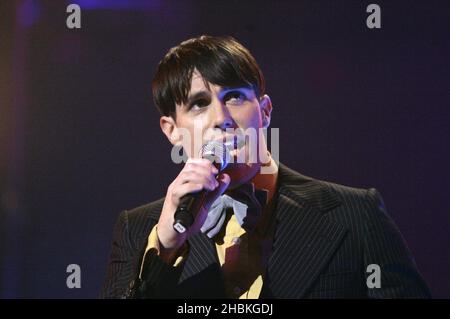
[100,164,430,298]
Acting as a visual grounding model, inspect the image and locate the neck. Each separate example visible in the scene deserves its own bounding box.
[251,157,278,202]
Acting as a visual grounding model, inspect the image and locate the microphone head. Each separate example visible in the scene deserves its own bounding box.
[200,140,230,171]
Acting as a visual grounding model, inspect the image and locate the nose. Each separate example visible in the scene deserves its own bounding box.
[212,100,234,130]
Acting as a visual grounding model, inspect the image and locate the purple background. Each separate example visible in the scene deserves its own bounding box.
[0,0,448,298]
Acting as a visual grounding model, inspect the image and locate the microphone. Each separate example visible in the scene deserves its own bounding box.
[173,140,231,234]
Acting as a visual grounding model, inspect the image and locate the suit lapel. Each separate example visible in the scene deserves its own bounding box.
[179,231,222,283]
[146,200,220,286]
[162,163,347,298]
[264,164,347,298]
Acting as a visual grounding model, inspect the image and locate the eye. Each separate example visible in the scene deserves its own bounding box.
[224,91,247,106]
[189,98,209,111]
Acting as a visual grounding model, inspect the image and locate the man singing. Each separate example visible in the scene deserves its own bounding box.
[100,35,430,298]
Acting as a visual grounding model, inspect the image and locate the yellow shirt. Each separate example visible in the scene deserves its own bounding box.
[140,160,278,299]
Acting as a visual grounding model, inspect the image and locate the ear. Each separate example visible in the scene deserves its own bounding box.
[160,116,179,145]
[259,94,273,128]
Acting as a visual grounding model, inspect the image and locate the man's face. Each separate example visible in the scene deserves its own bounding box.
[160,70,272,188]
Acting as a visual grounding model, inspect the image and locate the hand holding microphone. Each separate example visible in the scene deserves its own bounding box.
[173,141,231,233]
[156,141,231,258]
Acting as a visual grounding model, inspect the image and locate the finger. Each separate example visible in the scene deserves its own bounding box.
[186,157,215,166]
[177,171,218,190]
[187,157,219,172]
[204,173,231,204]
[215,173,231,196]
[184,161,218,175]
[171,182,204,203]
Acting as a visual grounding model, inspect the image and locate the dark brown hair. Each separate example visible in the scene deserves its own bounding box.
[152,35,265,117]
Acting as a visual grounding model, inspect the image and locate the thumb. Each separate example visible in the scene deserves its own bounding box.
[215,173,231,196]
[205,173,231,204]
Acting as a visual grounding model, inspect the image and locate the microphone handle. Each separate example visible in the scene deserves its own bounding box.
[173,190,208,234]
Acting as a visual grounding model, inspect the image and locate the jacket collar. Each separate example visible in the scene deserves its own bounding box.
[179,163,347,298]
[262,163,346,298]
